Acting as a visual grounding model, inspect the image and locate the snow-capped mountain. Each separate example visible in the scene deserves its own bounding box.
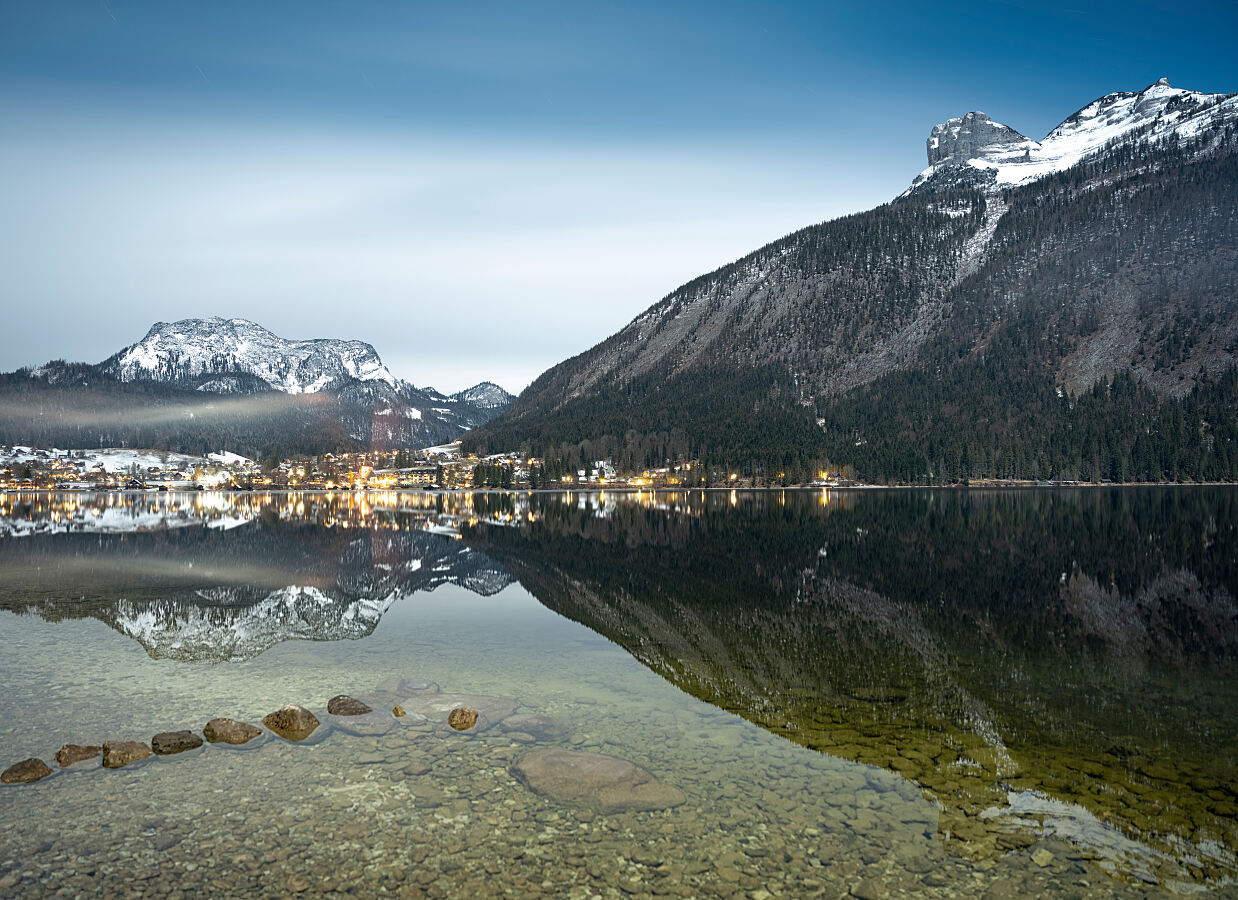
[101,317,397,394]
[6,317,514,453]
[907,78,1237,194]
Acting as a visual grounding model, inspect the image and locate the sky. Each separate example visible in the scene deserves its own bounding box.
[2,1,1236,394]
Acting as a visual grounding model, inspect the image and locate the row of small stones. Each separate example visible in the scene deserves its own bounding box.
[0,695,479,786]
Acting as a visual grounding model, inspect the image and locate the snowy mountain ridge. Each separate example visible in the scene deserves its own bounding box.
[906,78,1237,195]
[101,317,399,394]
[10,317,515,451]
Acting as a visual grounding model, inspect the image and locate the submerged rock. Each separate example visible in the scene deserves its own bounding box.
[327,695,372,716]
[502,714,567,740]
[402,679,440,694]
[102,741,153,769]
[511,749,687,813]
[399,693,516,731]
[330,709,394,737]
[376,677,439,696]
[54,744,101,767]
[2,758,53,784]
[203,718,263,745]
[392,706,406,718]
[447,707,479,731]
[151,731,204,755]
[262,705,320,742]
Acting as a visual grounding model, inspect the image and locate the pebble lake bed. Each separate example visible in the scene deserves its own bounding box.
[0,489,1234,897]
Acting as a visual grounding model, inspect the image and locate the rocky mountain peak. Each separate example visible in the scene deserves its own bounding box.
[100,316,398,394]
[926,111,1030,166]
[907,78,1236,196]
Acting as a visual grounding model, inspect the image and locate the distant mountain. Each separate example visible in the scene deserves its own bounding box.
[1,317,514,456]
[467,79,1238,483]
[98,317,399,394]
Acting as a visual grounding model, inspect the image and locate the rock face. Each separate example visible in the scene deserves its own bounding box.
[203,718,263,745]
[511,749,687,813]
[54,744,101,767]
[926,111,1029,165]
[1,758,53,784]
[262,705,320,742]
[326,695,372,716]
[447,707,479,731]
[102,741,153,769]
[151,731,204,755]
[501,714,567,740]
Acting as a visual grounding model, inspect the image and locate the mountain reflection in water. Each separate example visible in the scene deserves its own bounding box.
[0,491,514,661]
[464,488,1238,887]
[0,487,1234,888]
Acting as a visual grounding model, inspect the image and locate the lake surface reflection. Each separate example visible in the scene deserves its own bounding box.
[0,488,1234,897]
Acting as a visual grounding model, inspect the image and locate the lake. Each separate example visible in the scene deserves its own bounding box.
[0,488,1234,898]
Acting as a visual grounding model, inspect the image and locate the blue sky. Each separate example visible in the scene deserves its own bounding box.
[2,0,1236,392]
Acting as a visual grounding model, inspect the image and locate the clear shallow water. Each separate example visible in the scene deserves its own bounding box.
[0,488,1233,898]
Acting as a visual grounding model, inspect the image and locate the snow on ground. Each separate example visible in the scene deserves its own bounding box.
[206,451,254,467]
[1,446,256,476]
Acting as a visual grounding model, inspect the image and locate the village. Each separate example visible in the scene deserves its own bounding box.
[0,444,832,493]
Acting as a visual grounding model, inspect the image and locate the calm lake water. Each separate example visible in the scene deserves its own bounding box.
[0,488,1234,898]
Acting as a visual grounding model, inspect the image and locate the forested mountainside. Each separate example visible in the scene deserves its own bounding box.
[467,82,1238,483]
[0,318,514,456]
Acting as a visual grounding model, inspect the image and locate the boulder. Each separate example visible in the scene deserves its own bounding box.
[262,705,320,742]
[102,741,153,769]
[511,749,686,813]
[447,707,479,731]
[203,718,263,745]
[1,758,53,784]
[502,714,568,740]
[151,731,204,755]
[326,695,372,716]
[54,744,101,767]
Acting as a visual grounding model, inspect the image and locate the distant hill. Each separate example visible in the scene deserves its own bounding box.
[0,317,514,457]
[467,80,1238,483]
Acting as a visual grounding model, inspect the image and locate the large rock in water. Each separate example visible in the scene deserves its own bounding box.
[327,695,372,716]
[1,758,53,784]
[511,749,687,813]
[102,741,153,768]
[54,744,101,767]
[203,718,263,745]
[151,731,204,755]
[262,705,320,742]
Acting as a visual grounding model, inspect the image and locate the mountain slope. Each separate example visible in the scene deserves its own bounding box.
[467,80,1238,483]
[1,318,514,455]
